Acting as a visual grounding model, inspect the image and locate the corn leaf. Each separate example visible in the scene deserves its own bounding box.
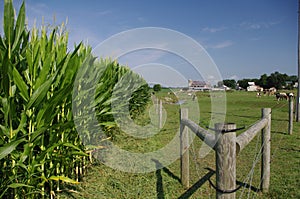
[3,0,14,56]
[62,142,82,151]
[0,36,7,50]
[12,67,29,101]
[36,84,72,128]
[0,125,10,138]
[26,73,56,110]
[12,1,25,52]
[71,151,89,157]
[0,138,26,160]
[8,183,34,189]
[49,176,79,184]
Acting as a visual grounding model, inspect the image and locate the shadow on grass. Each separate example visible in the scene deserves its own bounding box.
[155,168,165,199]
[152,159,165,199]
[236,181,260,193]
[271,130,288,135]
[152,159,182,199]
[151,160,261,199]
[279,147,300,152]
[178,168,215,199]
[178,168,260,199]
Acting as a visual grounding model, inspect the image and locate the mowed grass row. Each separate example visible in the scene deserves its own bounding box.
[59,90,299,199]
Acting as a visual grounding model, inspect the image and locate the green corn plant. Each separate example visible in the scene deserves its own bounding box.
[0,1,88,198]
[0,0,152,198]
[74,58,151,143]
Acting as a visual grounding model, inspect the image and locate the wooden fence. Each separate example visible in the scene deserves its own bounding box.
[288,94,294,135]
[180,108,271,199]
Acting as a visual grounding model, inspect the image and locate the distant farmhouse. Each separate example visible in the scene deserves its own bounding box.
[247,82,263,92]
[188,80,211,91]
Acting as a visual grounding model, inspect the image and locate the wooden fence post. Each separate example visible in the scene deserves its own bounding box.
[215,123,236,199]
[156,98,159,114]
[159,100,163,129]
[180,108,189,189]
[288,95,294,135]
[261,108,271,193]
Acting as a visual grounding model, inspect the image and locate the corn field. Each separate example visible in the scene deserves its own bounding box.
[0,0,151,198]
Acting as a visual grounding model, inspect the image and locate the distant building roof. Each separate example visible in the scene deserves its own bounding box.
[188,80,211,90]
[190,80,207,87]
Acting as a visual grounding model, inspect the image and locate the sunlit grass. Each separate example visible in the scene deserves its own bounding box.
[59,90,300,198]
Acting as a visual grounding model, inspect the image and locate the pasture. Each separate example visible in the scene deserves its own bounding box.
[59,90,300,199]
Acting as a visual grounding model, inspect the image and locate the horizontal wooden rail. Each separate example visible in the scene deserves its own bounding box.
[236,118,268,154]
[180,108,271,196]
[181,118,215,149]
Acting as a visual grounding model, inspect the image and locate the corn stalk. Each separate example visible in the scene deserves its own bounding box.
[0,1,151,198]
[0,1,88,198]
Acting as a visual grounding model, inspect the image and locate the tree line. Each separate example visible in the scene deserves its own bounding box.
[220,71,298,90]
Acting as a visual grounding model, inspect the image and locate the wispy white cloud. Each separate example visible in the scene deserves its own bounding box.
[250,37,261,41]
[26,2,49,18]
[118,49,168,67]
[95,10,112,16]
[239,20,282,30]
[137,17,146,23]
[68,27,103,48]
[228,75,239,80]
[25,2,65,29]
[201,26,227,33]
[208,40,234,49]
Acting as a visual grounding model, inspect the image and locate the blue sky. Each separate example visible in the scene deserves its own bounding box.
[0,0,298,86]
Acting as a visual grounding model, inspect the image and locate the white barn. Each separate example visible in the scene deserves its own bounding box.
[247,82,263,92]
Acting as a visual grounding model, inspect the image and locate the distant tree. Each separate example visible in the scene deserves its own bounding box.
[237,78,259,89]
[223,79,236,89]
[235,72,297,90]
[237,79,250,89]
[153,84,161,92]
[266,71,288,89]
[257,74,268,88]
[252,78,260,85]
[288,75,298,84]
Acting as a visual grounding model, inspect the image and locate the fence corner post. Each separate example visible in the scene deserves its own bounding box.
[180,108,189,189]
[261,108,271,193]
[215,123,236,199]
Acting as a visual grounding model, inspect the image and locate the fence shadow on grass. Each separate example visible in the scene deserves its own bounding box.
[178,168,215,199]
[151,159,262,199]
[178,168,261,199]
[236,180,260,193]
[271,130,288,135]
[152,159,181,199]
[155,167,165,199]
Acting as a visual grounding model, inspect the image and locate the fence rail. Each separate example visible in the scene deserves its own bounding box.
[180,108,271,199]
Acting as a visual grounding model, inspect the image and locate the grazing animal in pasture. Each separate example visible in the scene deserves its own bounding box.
[288,93,294,98]
[275,93,288,101]
[268,87,277,96]
[256,92,261,97]
[264,87,277,96]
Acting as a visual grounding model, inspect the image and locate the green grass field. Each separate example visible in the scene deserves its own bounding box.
[59,90,299,199]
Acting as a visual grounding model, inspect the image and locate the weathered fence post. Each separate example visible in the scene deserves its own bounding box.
[159,99,163,129]
[215,123,236,199]
[156,97,159,114]
[180,108,189,189]
[288,95,294,135]
[261,108,271,193]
